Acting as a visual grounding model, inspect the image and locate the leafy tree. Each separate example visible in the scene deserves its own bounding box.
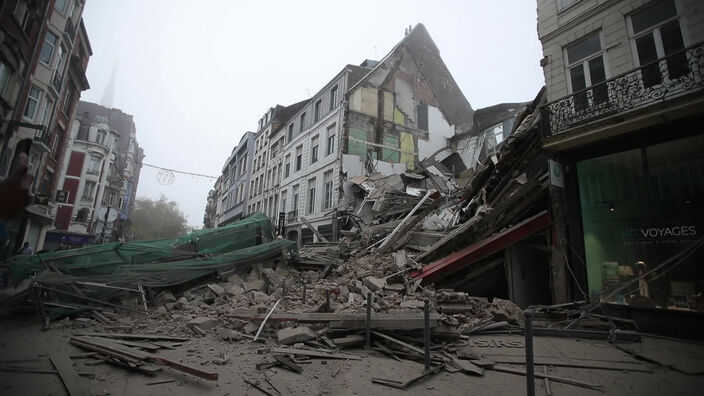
[131,195,188,240]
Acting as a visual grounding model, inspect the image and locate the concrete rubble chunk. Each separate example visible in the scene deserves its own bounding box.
[491,298,524,326]
[242,322,259,335]
[243,279,266,292]
[186,317,217,331]
[207,283,226,297]
[217,327,244,342]
[228,274,244,288]
[226,285,244,297]
[277,326,316,345]
[364,276,386,292]
[248,290,270,303]
[154,291,176,306]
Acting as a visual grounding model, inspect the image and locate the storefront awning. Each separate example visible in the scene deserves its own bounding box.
[412,210,551,283]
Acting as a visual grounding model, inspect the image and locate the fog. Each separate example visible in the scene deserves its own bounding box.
[79,0,544,227]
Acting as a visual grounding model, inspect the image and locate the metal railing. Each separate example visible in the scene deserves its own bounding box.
[542,42,704,137]
[34,127,51,151]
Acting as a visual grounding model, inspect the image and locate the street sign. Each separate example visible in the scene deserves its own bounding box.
[97,206,119,223]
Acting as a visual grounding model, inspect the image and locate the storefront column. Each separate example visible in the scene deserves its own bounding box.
[549,184,570,303]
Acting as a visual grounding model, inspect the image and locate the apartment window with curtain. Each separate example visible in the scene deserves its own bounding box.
[81,181,96,201]
[565,31,607,111]
[284,154,291,177]
[629,0,686,88]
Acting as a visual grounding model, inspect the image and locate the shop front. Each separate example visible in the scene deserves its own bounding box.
[573,131,703,311]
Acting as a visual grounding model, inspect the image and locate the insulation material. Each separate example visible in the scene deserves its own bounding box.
[383,91,394,122]
[382,135,400,163]
[348,128,368,158]
[394,108,406,125]
[394,77,415,122]
[342,154,364,178]
[418,105,455,160]
[400,132,415,170]
[373,160,406,176]
[360,87,378,117]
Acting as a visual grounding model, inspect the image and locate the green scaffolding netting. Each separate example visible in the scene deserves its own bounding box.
[5,213,298,309]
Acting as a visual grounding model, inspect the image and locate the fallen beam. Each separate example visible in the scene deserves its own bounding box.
[411,211,550,283]
[271,347,361,360]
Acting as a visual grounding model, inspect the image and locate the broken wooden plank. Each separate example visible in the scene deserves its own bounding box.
[372,364,445,389]
[489,365,602,390]
[72,332,190,342]
[70,336,217,381]
[50,354,90,396]
[441,351,483,375]
[489,356,652,372]
[146,379,175,385]
[271,347,361,360]
[377,190,438,254]
[254,299,281,342]
[300,216,328,243]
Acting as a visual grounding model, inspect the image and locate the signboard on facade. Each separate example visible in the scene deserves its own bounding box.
[56,190,68,203]
[278,212,286,236]
[549,159,564,188]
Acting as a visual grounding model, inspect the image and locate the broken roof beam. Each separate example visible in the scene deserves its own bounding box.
[411,210,551,284]
[377,189,439,254]
[300,216,328,243]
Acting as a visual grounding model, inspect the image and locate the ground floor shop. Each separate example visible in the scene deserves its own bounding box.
[562,118,704,311]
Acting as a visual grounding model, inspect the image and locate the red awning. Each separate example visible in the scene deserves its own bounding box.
[411,210,551,284]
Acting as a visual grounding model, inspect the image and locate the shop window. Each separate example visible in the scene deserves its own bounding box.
[577,134,704,310]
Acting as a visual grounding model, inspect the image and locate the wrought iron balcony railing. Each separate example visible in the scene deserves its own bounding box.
[542,42,704,137]
[34,127,51,152]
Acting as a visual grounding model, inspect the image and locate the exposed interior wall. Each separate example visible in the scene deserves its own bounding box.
[343,42,467,176]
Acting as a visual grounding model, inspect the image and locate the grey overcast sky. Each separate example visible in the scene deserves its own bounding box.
[80,0,544,227]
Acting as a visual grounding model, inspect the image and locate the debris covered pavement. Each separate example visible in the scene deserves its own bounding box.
[1,94,703,395]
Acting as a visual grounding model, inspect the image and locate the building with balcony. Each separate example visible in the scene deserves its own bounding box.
[537,0,704,310]
[0,0,91,255]
[48,101,143,248]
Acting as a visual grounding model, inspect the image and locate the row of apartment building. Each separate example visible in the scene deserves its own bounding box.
[205,24,490,246]
[0,0,143,257]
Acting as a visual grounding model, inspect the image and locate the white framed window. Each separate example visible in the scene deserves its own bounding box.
[239,154,247,176]
[287,123,294,143]
[39,97,54,126]
[565,32,607,111]
[284,154,291,178]
[81,181,96,201]
[96,129,107,145]
[55,0,68,14]
[324,170,333,210]
[326,124,336,156]
[311,135,319,164]
[23,86,41,120]
[628,0,686,88]
[314,99,322,122]
[307,178,316,214]
[299,112,306,133]
[281,190,287,213]
[558,0,580,12]
[40,31,58,65]
[87,155,101,175]
[295,145,303,171]
[292,185,299,215]
[329,85,338,111]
